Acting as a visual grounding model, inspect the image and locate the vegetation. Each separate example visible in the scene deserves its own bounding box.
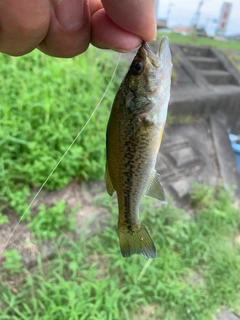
[0,46,124,225]
[28,200,76,240]
[1,184,240,319]
[0,40,240,320]
[226,52,240,72]
[158,31,240,51]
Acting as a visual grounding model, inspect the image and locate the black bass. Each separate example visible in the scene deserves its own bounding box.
[105,36,172,258]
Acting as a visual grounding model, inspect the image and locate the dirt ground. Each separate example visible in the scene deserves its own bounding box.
[0,180,108,269]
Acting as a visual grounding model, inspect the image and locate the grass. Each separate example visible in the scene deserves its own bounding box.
[158,31,240,51]
[0,46,124,194]
[0,37,240,319]
[226,53,240,72]
[0,46,125,225]
[1,184,240,320]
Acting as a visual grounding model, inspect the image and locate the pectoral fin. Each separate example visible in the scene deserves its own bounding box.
[105,164,115,196]
[145,170,166,202]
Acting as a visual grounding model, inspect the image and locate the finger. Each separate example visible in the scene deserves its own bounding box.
[0,0,50,56]
[89,0,103,15]
[91,9,141,52]
[38,0,91,58]
[101,0,156,42]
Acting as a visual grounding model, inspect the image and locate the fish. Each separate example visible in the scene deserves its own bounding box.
[105,36,172,259]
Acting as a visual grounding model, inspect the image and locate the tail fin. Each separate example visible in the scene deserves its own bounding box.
[118,223,156,259]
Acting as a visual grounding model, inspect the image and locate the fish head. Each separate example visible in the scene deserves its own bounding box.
[123,36,172,116]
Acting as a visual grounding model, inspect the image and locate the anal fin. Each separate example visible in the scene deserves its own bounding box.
[145,170,166,202]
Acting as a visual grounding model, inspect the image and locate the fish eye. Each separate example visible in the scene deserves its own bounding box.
[131,60,144,76]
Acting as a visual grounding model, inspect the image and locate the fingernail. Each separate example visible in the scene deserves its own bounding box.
[117,48,138,53]
[53,0,84,30]
[118,43,142,53]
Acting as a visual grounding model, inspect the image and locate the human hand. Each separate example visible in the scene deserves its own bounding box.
[0,0,156,58]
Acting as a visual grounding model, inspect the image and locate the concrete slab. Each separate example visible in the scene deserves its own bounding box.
[212,48,240,86]
[189,56,221,70]
[171,43,210,89]
[169,42,240,132]
[169,85,240,132]
[200,70,235,85]
[157,120,219,206]
[217,309,240,320]
[210,113,240,195]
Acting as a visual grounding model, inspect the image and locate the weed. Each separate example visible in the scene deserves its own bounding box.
[8,186,31,221]
[166,113,198,124]
[158,31,240,51]
[1,184,239,320]
[2,248,23,275]
[190,182,215,208]
[0,47,120,193]
[1,41,240,319]
[28,200,76,240]
[0,46,121,235]
[0,212,8,226]
[171,68,178,84]
[223,51,240,72]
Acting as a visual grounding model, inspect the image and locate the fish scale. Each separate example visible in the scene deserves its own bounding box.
[105,37,172,258]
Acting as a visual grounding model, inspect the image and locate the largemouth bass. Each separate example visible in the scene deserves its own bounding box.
[105,36,172,259]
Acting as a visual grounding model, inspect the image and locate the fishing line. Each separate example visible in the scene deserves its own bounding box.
[1,52,122,255]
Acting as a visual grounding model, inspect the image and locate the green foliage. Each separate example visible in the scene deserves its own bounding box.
[0,46,123,241]
[223,51,240,72]
[0,47,121,215]
[28,200,76,240]
[190,182,215,208]
[1,184,240,319]
[158,31,240,51]
[8,186,31,221]
[0,212,8,225]
[167,113,198,124]
[0,35,240,319]
[2,248,23,275]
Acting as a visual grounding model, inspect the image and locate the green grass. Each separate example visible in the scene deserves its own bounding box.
[0,38,240,320]
[226,52,240,72]
[158,31,240,51]
[28,200,76,240]
[0,46,125,223]
[1,184,240,320]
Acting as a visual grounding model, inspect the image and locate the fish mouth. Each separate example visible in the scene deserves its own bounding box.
[137,42,152,58]
[135,36,171,69]
[157,36,169,57]
[157,36,172,68]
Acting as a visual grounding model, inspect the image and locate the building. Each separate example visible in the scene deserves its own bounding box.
[157,19,167,29]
